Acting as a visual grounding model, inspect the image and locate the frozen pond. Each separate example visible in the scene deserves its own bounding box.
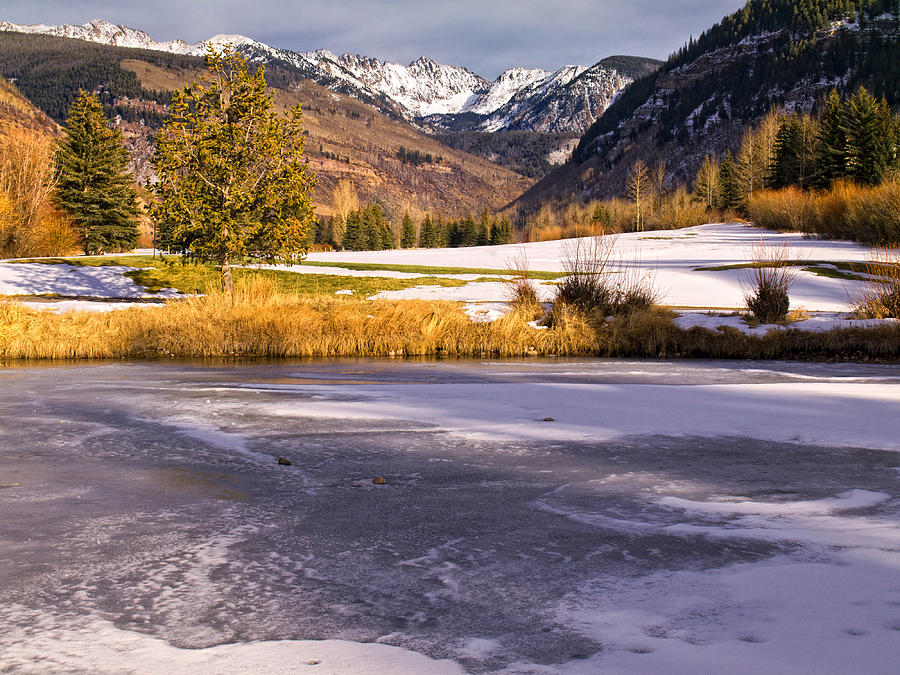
[1,359,899,673]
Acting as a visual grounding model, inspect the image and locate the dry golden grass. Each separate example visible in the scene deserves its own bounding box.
[3,276,899,362]
[0,276,594,359]
[522,188,708,243]
[747,181,900,244]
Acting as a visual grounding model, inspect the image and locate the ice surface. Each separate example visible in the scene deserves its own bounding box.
[3,361,899,674]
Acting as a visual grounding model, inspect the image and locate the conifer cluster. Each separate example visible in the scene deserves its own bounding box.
[313,208,511,251]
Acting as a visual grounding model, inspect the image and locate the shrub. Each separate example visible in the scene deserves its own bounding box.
[853,246,900,319]
[742,244,797,323]
[745,187,815,232]
[552,235,657,320]
[554,236,618,314]
[503,250,543,321]
[747,182,900,245]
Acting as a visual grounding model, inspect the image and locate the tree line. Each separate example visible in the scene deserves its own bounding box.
[687,86,899,212]
[313,207,511,251]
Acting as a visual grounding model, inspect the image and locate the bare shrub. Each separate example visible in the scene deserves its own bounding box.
[747,182,900,245]
[504,249,542,319]
[0,127,78,257]
[554,235,617,314]
[853,246,900,319]
[553,235,657,319]
[742,244,798,323]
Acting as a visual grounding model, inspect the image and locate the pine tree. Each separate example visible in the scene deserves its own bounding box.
[590,203,612,230]
[343,210,361,250]
[490,218,511,245]
[151,47,316,290]
[770,114,817,189]
[815,89,846,187]
[400,211,416,248]
[843,86,894,186]
[718,151,740,210]
[420,215,434,248]
[479,209,492,246]
[433,215,447,248]
[55,91,139,254]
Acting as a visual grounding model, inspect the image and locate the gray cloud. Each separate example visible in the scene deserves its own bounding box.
[2,0,748,77]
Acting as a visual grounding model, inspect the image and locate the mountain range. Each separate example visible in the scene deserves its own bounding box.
[0,19,660,135]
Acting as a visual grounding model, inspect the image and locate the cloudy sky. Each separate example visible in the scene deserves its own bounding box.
[3,0,748,78]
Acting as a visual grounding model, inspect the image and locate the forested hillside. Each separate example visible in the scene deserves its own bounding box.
[0,76,58,135]
[0,32,531,218]
[517,0,900,209]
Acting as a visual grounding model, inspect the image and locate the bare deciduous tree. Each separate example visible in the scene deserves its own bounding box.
[626,160,650,231]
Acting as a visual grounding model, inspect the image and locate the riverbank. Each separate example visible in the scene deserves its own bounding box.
[2,284,899,362]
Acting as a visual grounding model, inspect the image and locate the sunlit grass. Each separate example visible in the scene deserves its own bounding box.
[2,275,898,362]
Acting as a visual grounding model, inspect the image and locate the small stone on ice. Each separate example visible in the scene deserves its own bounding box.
[277,457,292,466]
[543,417,555,422]
[372,476,386,484]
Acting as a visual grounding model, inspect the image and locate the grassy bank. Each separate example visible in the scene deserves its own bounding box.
[1,277,898,361]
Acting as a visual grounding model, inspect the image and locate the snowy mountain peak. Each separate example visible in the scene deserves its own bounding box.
[200,33,267,54]
[0,18,662,133]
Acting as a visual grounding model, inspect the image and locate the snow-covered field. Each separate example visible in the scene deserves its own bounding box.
[0,223,876,315]
[0,260,179,312]
[303,222,873,312]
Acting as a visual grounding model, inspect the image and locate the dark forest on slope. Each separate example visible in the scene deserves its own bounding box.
[517,0,899,209]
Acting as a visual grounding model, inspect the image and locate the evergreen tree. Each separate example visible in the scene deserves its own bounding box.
[363,205,383,250]
[718,151,741,210]
[460,213,479,247]
[770,114,818,188]
[590,203,612,230]
[479,209,492,246]
[400,211,416,248]
[490,218,511,245]
[55,90,139,254]
[433,215,448,248]
[420,215,434,248]
[342,210,361,250]
[843,87,895,186]
[151,47,316,290]
[815,89,847,187]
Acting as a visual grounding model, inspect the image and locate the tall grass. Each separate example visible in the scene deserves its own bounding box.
[503,249,542,319]
[3,288,899,362]
[0,276,595,359]
[747,181,900,244]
